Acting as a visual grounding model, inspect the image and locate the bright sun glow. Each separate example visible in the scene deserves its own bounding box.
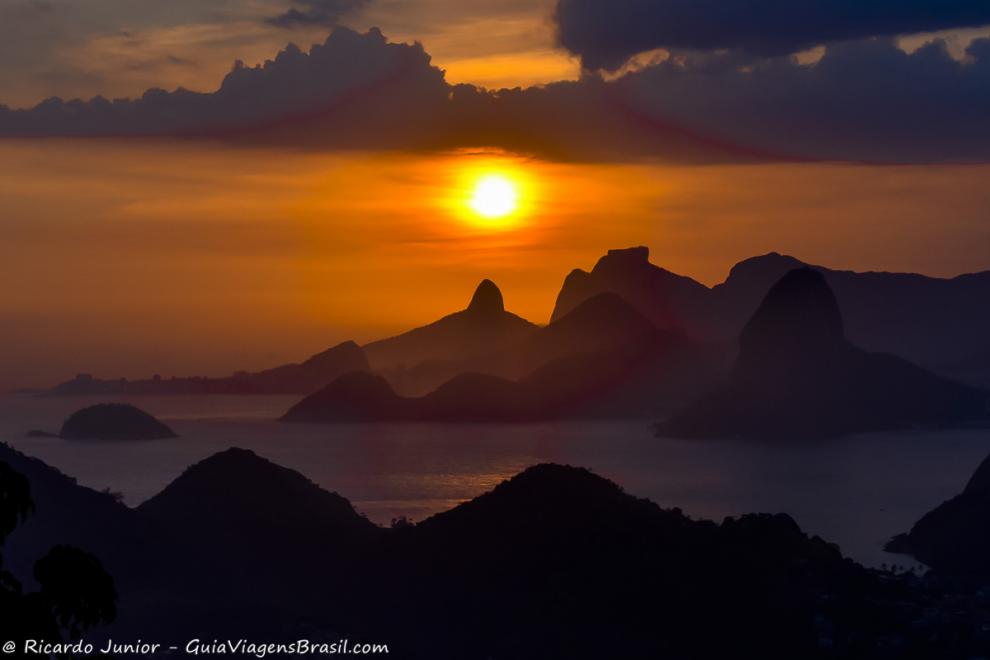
[469,174,519,219]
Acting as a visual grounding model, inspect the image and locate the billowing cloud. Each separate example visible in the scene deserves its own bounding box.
[1,27,989,163]
[0,28,449,143]
[554,0,990,69]
[267,0,369,28]
[0,0,335,107]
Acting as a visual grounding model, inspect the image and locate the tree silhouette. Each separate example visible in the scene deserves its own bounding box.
[0,461,117,655]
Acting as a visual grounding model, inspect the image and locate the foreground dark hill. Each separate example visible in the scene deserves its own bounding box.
[659,268,987,438]
[0,443,146,584]
[59,403,176,440]
[44,340,369,396]
[363,279,538,376]
[139,447,378,540]
[6,446,984,658]
[887,452,990,577]
[0,445,381,641]
[387,464,868,658]
[133,449,383,634]
[553,246,990,373]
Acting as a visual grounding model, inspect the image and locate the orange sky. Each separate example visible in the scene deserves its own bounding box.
[1,139,989,389]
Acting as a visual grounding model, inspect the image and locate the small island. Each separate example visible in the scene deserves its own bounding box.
[60,403,177,441]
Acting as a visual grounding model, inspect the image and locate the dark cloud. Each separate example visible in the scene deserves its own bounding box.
[554,0,990,69]
[267,0,368,28]
[607,37,990,162]
[0,27,988,163]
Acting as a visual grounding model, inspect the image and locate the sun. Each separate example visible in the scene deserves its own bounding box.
[441,157,533,230]
[469,174,519,219]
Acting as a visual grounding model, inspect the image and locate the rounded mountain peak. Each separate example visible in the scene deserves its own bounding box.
[739,267,844,354]
[467,279,505,315]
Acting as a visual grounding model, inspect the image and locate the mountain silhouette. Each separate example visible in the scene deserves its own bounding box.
[553,247,990,375]
[0,444,145,585]
[712,253,990,371]
[226,340,369,393]
[44,341,369,396]
[283,293,726,422]
[139,448,379,544]
[380,463,913,658]
[0,455,118,649]
[368,290,693,398]
[283,362,703,423]
[704,252,808,337]
[4,446,987,657]
[658,268,988,438]
[35,249,990,400]
[282,350,724,423]
[60,404,177,441]
[466,278,505,313]
[281,371,523,422]
[418,292,665,385]
[886,452,990,576]
[281,371,406,421]
[498,292,658,376]
[363,280,538,376]
[551,246,711,333]
[0,444,376,642]
[415,372,526,420]
[478,292,727,417]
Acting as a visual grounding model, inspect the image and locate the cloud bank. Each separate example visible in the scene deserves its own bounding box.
[554,0,990,69]
[1,27,989,163]
[609,37,990,162]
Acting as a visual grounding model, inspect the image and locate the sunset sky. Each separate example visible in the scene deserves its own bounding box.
[1,0,989,388]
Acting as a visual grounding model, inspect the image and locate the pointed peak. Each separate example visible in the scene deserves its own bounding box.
[467,279,504,314]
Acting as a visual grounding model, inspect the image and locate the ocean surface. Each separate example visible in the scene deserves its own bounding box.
[3,393,989,570]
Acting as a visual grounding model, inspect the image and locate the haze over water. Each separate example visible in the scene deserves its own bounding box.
[4,393,987,570]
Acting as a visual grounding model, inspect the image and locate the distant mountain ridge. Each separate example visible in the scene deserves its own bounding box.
[552,246,710,334]
[283,293,726,422]
[378,290,673,397]
[658,268,988,438]
[34,247,990,399]
[554,246,990,375]
[41,341,369,396]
